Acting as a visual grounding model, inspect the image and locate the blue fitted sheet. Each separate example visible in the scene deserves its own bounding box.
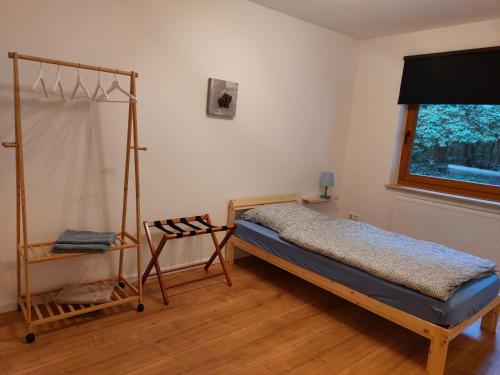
[234,219,500,327]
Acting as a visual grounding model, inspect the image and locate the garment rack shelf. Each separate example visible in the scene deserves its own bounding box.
[18,232,139,264]
[19,278,139,327]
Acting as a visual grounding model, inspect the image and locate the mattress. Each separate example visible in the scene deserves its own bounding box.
[234,219,500,327]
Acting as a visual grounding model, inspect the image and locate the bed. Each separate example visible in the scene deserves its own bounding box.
[225,194,500,375]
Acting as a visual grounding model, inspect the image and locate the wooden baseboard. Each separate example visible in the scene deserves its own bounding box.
[0,302,19,314]
[0,257,218,314]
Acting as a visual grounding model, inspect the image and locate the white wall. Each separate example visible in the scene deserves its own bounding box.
[0,0,358,309]
[340,19,500,228]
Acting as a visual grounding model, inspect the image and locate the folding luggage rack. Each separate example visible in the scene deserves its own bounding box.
[142,214,236,305]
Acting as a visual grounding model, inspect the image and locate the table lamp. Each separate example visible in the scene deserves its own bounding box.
[320,172,334,199]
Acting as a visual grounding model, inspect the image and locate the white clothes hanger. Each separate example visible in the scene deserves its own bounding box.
[97,74,137,103]
[70,67,91,100]
[32,62,49,98]
[92,71,109,101]
[52,65,65,101]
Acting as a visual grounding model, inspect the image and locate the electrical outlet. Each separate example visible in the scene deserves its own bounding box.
[349,213,360,221]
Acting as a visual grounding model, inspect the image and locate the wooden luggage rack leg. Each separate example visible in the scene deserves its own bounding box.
[204,215,233,287]
[143,225,169,305]
[142,214,236,305]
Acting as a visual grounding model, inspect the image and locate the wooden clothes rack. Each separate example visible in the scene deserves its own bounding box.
[3,52,145,343]
[142,214,235,305]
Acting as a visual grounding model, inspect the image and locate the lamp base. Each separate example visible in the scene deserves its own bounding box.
[319,194,331,200]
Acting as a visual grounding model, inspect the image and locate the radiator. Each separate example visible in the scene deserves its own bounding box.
[390,195,500,265]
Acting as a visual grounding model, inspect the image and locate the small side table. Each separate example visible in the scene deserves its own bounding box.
[302,196,339,204]
[302,196,339,218]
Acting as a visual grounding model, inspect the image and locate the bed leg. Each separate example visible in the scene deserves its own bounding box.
[481,305,499,333]
[226,240,234,265]
[427,334,449,375]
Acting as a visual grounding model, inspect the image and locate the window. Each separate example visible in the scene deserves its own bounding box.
[396,46,500,202]
[398,104,500,201]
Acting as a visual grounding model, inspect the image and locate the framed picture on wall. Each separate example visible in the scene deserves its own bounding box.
[207,78,239,118]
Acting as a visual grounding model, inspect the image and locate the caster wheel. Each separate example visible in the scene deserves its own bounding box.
[26,333,35,344]
[17,304,21,312]
[137,303,144,313]
[118,281,126,289]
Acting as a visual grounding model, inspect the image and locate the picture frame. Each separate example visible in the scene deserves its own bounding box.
[207,78,238,118]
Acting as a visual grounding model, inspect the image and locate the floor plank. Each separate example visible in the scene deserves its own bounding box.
[0,257,498,374]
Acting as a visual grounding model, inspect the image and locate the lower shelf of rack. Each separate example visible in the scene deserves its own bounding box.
[20,278,140,327]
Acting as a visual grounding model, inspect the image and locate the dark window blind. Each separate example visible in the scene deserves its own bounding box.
[398,46,500,104]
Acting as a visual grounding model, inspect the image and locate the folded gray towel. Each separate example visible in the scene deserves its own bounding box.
[53,243,110,253]
[52,229,116,254]
[56,282,114,304]
[56,230,116,245]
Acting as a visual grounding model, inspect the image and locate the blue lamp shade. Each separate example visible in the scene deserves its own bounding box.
[320,172,334,199]
[320,172,334,187]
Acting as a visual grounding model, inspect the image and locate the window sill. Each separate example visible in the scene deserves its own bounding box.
[385,184,500,213]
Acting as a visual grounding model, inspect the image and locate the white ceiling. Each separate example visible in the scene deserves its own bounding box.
[248,0,500,39]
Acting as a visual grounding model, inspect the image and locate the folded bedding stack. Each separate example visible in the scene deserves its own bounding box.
[55,282,114,305]
[53,229,116,254]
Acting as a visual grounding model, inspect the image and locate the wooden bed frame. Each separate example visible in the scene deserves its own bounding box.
[226,194,500,375]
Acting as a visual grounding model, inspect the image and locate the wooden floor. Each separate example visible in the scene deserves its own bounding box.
[0,257,498,375]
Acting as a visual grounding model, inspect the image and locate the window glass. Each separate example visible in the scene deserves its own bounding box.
[409,105,500,187]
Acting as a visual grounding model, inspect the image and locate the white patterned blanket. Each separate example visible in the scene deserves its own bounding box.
[280,219,497,301]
